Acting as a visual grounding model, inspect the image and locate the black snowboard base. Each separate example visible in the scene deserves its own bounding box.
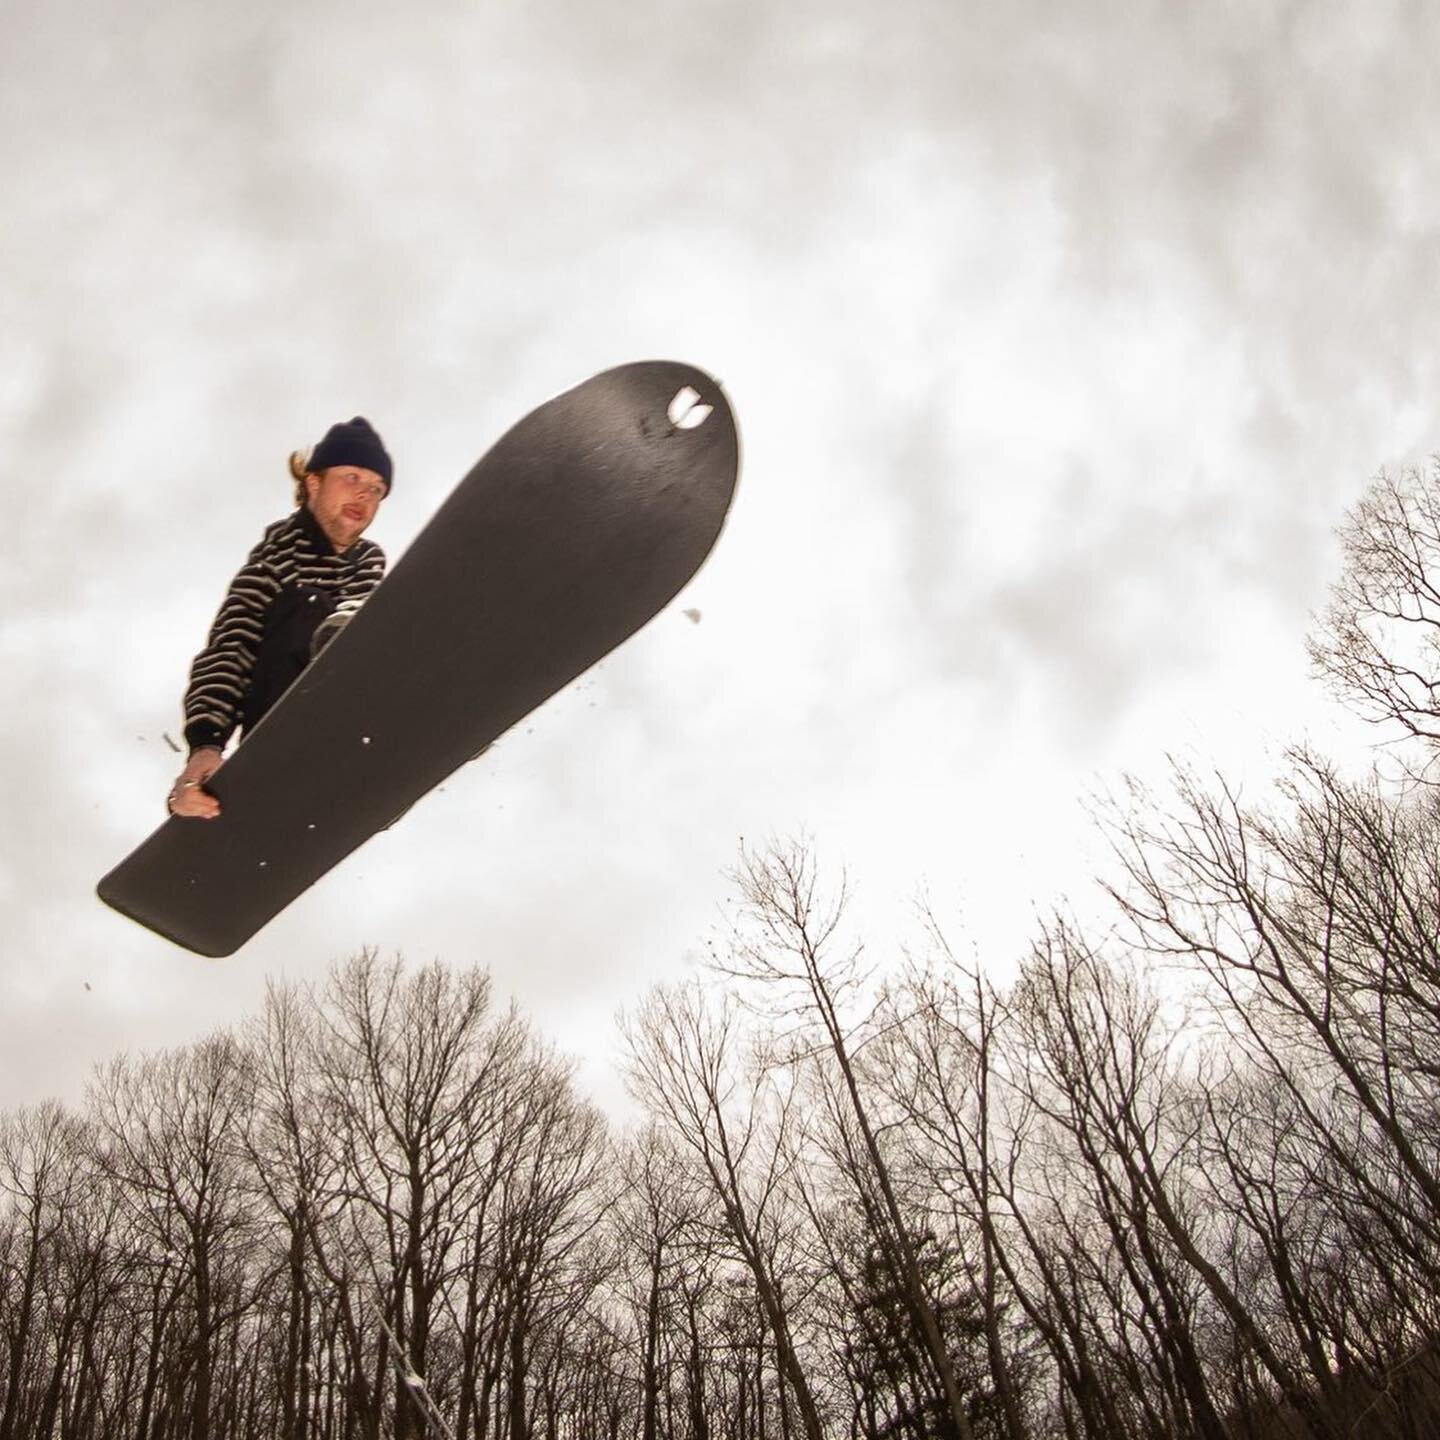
[98,361,739,956]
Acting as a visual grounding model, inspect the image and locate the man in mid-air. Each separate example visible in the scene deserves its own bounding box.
[167,417,393,819]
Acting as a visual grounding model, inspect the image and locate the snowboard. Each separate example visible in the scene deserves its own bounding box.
[98,360,739,957]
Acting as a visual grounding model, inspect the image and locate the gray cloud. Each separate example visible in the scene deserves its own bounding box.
[4,0,1434,1110]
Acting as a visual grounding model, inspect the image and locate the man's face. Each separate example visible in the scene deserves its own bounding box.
[305,466,386,551]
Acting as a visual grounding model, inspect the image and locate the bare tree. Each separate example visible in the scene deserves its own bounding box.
[1104,756,1440,1252]
[1007,924,1260,1440]
[719,839,982,1440]
[868,954,1040,1439]
[623,979,828,1440]
[89,1034,259,1440]
[309,951,524,1440]
[613,1125,709,1440]
[491,1048,609,1440]
[1309,461,1440,766]
[1098,749,1440,1432]
[0,1101,89,1440]
[244,979,357,1440]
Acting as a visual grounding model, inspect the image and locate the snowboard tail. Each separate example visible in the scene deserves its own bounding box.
[98,361,739,956]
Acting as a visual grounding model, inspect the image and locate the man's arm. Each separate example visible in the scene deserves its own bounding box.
[169,546,279,819]
[182,548,280,753]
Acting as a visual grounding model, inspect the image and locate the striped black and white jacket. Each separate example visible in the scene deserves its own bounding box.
[183,506,385,754]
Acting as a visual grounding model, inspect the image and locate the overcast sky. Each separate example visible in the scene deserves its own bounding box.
[3,0,1435,1113]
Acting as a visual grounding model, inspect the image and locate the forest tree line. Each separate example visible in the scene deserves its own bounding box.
[6,469,1440,1439]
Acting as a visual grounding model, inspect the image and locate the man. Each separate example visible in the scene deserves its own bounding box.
[167,417,392,819]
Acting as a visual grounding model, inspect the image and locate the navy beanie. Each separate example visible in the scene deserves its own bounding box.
[310,417,393,490]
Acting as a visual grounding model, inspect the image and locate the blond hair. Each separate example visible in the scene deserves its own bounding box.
[289,450,312,507]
